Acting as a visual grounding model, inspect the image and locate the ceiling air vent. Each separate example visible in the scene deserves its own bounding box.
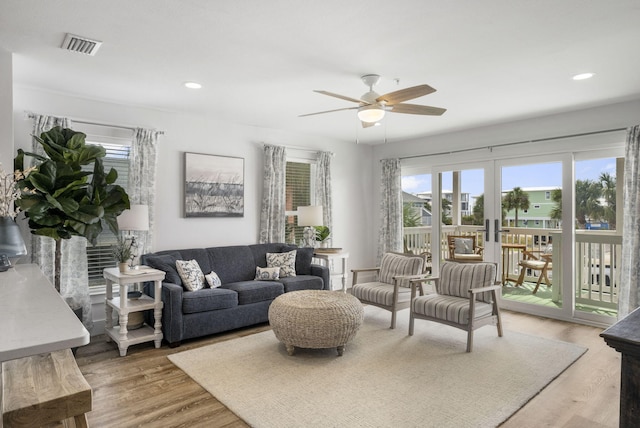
[61,33,102,56]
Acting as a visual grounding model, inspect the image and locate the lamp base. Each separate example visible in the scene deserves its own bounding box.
[302,226,317,248]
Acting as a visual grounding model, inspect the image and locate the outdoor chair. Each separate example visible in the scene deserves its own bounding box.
[351,252,427,329]
[515,246,553,294]
[447,235,484,262]
[409,261,502,352]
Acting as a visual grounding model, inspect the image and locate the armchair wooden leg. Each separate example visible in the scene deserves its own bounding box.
[409,311,415,336]
[515,266,526,287]
[532,274,545,294]
[466,329,474,353]
[390,310,397,329]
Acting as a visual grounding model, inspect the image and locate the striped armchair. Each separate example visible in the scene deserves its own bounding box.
[409,261,503,352]
[351,252,427,329]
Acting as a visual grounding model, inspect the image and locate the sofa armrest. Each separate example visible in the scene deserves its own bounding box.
[160,282,185,345]
[310,264,331,290]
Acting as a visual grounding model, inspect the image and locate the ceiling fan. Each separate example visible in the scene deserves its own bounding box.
[300,74,446,128]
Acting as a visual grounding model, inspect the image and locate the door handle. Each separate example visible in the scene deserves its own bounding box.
[494,219,510,242]
[477,219,490,242]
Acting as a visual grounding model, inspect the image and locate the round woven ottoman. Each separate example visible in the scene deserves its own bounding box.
[268,290,364,356]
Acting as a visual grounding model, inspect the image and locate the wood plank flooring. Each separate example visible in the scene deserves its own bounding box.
[74,311,620,428]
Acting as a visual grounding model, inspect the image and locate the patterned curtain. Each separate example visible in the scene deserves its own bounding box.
[25,114,93,330]
[259,144,287,243]
[127,128,159,257]
[316,151,333,245]
[378,158,403,262]
[619,124,640,318]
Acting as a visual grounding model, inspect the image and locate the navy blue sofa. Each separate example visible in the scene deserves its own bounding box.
[141,243,329,347]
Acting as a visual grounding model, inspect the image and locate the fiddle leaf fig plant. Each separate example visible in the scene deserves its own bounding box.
[14,126,130,292]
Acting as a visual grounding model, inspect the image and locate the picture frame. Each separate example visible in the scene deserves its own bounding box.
[184,152,244,217]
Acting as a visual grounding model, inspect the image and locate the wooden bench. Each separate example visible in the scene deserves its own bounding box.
[2,349,92,427]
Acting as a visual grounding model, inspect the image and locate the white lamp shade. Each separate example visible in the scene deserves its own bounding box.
[117,204,149,231]
[297,206,323,227]
[357,105,386,123]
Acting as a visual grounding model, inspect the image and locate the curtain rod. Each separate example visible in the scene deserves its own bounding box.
[262,142,334,156]
[399,127,627,161]
[25,111,165,135]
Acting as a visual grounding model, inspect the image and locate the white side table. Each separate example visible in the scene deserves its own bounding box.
[313,250,349,292]
[103,267,165,357]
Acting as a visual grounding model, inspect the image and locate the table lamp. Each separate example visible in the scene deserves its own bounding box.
[116,204,149,267]
[297,205,323,248]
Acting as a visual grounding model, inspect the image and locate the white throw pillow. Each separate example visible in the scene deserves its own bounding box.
[175,259,205,291]
[255,266,280,281]
[205,271,222,288]
[266,250,297,278]
[454,238,474,254]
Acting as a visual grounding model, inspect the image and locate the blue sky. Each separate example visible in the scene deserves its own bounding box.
[402,158,617,199]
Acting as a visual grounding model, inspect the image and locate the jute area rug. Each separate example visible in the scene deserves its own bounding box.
[168,306,587,428]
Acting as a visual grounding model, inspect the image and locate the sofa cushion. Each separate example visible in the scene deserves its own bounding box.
[177,248,213,273]
[223,281,284,305]
[176,259,206,291]
[279,275,324,292]
[284,245,314,275]
[267,250,297,277]
[249,243,288,268]
[207,246,257,283]
[182,288,238,314]
[143,252,182,285]
[255,266,280,281]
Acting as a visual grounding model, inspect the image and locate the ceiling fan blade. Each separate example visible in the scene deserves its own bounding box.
[361,121,377,128]
[299,106,359,117]
[390,103,447,116]
[376,84,436,104]
[314,90,365,104]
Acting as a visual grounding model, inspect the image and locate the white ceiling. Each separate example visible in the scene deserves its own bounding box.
[1,0,640,145]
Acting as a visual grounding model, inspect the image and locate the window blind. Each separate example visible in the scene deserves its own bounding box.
[85,141,131,286]
[285,161,312,245]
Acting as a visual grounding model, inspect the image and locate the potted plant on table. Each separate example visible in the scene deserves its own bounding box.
[112,236,134,273]
[314,226,331,248]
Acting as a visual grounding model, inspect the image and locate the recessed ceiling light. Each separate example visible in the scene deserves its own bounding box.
[572,73,595,81]
[184,81,202,89]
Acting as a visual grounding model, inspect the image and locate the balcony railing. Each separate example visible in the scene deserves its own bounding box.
[403,225,620,314]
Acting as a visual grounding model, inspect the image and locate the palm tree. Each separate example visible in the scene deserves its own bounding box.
[599,172,616,228]
[441,198,452,225]
[549,188,562,226]
[503,187,530,227]
[472,194,484,225]
[575,179,603,228]
[403,203,422,227]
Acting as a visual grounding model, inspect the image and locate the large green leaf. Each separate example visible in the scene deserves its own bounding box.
[15,126,131,247]
[28,171,55,193]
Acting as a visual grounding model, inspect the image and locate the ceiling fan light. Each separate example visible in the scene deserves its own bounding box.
[357,105,385,123]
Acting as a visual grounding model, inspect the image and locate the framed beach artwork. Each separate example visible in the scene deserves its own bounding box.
[184,152,245,217]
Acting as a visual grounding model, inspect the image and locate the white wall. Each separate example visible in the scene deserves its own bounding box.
[12,86,375,333]
[0,49,12,170]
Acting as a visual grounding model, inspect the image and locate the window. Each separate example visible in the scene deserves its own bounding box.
[77,126,133,287]
[533,204,541,209]
[545,191,551,200]
[284,160,316,245]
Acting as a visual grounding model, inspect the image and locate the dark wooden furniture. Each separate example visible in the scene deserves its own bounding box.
[601,306,640,427]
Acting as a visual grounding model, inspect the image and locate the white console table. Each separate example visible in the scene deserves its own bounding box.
[0,264,90,363]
